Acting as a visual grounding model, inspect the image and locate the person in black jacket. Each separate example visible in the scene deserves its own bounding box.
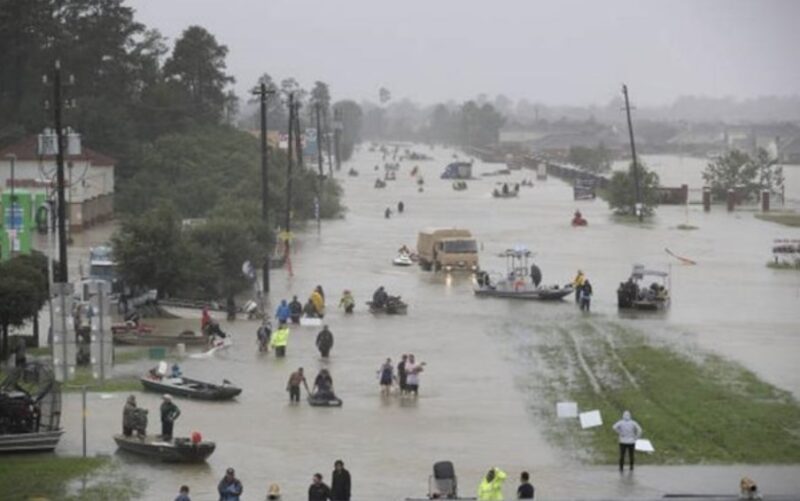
[308,473,331,501]
[316,325,334,358]
[289,296,303,324]
[331,460,351,501]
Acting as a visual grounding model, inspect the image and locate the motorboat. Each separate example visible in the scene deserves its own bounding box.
[617,265,671,311]
[452,181,468,191]
[114,434,215,463]
[492,183,520,198]
[0,362,63,453]
[140,367,242,401]
[474,247,573,300]
[114,329,209,347]
[366,296,408,315]
[393,254,414,266]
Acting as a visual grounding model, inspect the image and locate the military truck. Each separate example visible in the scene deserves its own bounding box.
[416,228,478,272]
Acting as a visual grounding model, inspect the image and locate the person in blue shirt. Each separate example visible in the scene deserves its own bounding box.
[175,485,191,501]
[218,468,243,500]
[275,299,291,324]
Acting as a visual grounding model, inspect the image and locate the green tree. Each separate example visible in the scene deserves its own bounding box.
[186,218,258,299]
[163,25,234,124]
[702,150,758,200]
[607,161,660,216]
[753,147,784,197]
[0,256,48,359]
[333,100,363,161]
[111,204,187,298]
[568,144,612,173]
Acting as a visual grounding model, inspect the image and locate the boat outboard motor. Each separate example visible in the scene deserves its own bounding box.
[530,264,542,287]
[429,461,457,499]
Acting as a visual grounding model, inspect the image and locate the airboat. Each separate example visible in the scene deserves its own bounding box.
[474,247,573,300]
[0,362,64,452]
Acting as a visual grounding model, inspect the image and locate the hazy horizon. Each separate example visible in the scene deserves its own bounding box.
[127,0,800,107]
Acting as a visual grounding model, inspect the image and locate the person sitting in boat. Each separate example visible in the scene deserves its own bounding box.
[339,290,355,314]
[398,244,411,256]
[313,369,336,400]
[372,286,389,309]
[170,363,182,379]
[289,295,302,324]
[201,306,212,332]
[385,207,392,219]
[502,183,510,195]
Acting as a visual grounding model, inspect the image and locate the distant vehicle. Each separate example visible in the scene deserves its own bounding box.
[617,264,671,311]
[574,178,596,200]
[440,161,473,180]
[89,245,121,293]
[416,228,479,272]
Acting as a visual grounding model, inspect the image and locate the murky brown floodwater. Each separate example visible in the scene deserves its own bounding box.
[56,144,800,499]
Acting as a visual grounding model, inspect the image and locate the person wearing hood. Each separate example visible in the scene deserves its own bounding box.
[122,395,138,437]
[276,300,291,324]
[316,325,334,358]
[372,286,388,309]
[289,296,303,324]
[310,289,326,317]
[477,467,507,500]
[573,270,586,303]
[612,410,642,472]
[270,322,291,357]
[218,467,243,501]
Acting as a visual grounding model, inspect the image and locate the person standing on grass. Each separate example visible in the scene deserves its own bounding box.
[612,410,642,472]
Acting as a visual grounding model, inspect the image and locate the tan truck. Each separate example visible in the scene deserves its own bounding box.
[416,228,479,272]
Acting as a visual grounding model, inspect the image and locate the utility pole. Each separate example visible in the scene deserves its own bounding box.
[315,102,325,233]
[293,100,303,169]
[53,60,69,279]
[6,154,16,256]
[252,83,274,293]
[622,84,643,222]
[324,107,334,176]
[285,93,294,235]
[333,107,342,171]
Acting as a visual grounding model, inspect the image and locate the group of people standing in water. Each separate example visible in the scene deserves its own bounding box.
[378,354,426,397]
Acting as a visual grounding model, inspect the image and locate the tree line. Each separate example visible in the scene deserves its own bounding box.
[0,0,346,300]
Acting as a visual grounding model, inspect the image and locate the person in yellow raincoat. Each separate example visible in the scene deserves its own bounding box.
[572,269,586,304]
[270,322,290,357]
[477,467,507,500]
[310,288,325,317]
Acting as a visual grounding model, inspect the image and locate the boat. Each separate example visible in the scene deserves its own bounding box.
[366,296,408,315]
[617,264,671,311]
[452,181,468,191]
[347,168,359,177]
[492,183,520,198]
[375,179,387,189]
[474,247,573,300]
[0,362,63,453]
[114,329,209,347]
[113,434,216,462]
[140,369,242,401]
[307,394,343,407]
[393,254,414,266]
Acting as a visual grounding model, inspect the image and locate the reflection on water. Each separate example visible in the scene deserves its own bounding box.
[54,144,800,499]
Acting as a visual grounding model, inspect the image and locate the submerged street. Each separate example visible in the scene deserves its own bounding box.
[56,144,800,500]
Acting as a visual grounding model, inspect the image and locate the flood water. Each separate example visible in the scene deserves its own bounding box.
[56,145,800,499]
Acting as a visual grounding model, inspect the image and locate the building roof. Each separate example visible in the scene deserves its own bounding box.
[0,135,116,166]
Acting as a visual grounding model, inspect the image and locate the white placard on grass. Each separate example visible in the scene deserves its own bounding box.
[635,439,655,453]
[579,410,603,429]
[557,402,578,418]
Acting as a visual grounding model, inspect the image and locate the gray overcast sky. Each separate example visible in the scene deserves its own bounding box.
[127,0,800,106]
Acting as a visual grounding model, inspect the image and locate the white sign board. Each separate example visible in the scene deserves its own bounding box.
[635,439,655,453]
[579,410,603,429]
[556,402,578,418]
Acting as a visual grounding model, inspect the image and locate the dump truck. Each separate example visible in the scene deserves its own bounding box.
[416,228,479,272]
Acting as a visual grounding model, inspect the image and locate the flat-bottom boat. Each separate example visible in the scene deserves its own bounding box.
[474,284,573,300]
[0,430,64,452]
[393,254,414,266]
[113,434,215,462]
[308,395,343,407]
[140,375,242,401]
[114,330,209,347]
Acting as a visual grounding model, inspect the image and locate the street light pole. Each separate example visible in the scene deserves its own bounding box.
[53,60,69,280]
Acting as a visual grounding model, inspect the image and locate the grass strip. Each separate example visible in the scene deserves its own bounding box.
[532,320,800,464]
[755,212,800,227]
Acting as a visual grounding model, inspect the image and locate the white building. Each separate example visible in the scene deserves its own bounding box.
[0,134,115,231]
